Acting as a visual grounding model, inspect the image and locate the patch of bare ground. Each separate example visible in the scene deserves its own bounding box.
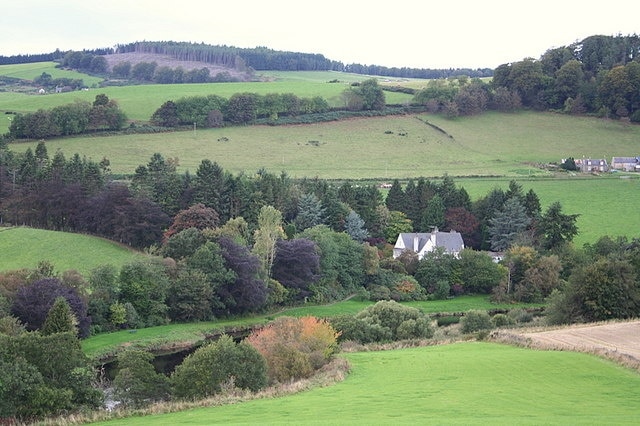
[491,320,640,372]
[101,52,254,81]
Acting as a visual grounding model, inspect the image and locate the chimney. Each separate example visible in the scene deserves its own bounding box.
[414,235,419,252]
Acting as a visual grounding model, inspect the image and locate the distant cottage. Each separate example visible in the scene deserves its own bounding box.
[393,228,464,260]
[611,156,640,172]
[574,158,608,173]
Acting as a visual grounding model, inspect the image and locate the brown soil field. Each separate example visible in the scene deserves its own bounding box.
[490,320,640,372]
[518,320,640,361]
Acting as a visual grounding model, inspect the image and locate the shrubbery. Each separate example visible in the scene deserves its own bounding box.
[331,300,434,343]
[460,310,493,333]
[246,316,339,383]
[171,335,267,399]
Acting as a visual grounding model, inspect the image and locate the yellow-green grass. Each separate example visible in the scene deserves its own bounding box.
[11,111,639,179]
[82,295,538,360]
[0,227,143,276]
[0,61,104,87]
[91,342,640,425]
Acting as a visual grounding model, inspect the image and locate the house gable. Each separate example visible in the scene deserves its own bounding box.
[393,229,464,259]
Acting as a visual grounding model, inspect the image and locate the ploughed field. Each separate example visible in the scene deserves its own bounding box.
[519,320,640,361]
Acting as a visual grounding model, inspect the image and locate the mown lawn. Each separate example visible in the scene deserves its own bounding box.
[0,227,143,276]
[91,342,640,425]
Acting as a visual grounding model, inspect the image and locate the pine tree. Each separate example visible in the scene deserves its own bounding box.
[345,210,369,242]
[41,296,78,336]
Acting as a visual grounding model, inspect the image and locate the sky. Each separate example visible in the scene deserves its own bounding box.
[2,0,639,69]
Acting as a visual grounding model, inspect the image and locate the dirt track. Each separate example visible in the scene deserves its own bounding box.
[519,320,640,361]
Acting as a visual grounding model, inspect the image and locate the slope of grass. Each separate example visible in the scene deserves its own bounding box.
[0,227,143,275]
[0,61,104,87]
[91,342,640,425]
[11,111,640,178]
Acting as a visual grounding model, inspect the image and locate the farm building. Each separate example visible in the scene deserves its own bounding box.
[393,228,464,260]
[574,158,608,172]
[611,156,640,172]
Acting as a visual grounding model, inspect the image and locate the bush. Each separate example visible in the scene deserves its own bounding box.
[436,315,460,327]
[172,335,267,399]
[336,300,434,344]
[245,316,339,383]
[113,349,170,408]
[491,313,513,327]
[331,314,390,343]
[460,310,493,333]
[508,308,534,324]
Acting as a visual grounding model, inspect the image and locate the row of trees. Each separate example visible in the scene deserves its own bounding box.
[151,92,330,128]
[7,94,127,139]
[110,61,240,84]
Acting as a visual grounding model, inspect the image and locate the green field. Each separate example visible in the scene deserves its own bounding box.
[0,64,415,134]
[456,175,640,246]
[11,111,640,178]
[0,61,104,87]
[91,342,640,425]
[0,227,144,275]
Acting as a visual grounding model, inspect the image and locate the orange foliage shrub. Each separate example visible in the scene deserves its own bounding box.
[245,316,340,383]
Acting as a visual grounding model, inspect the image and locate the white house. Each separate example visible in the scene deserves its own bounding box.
[393,228,464,260]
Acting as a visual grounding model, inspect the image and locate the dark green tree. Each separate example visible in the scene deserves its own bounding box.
[113,349,170,408]
[171,335,267,399]
[538,201,579,250]
[421,193,445,231]
[41,296,77,335]
[150,100,179,127]
[168,269,213,322]
[488,197,531,251]
[385,179,406,212]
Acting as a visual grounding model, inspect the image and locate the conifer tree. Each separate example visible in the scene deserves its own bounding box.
[41,296,78,336]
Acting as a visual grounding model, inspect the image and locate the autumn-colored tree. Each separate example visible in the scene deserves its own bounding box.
[245,316,339,383]
[163,203,220,241]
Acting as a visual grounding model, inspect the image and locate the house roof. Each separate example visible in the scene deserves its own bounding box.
[396,230,464,254]
[612,157,640,163]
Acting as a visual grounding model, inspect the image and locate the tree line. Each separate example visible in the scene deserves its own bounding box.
[6,94,127,139]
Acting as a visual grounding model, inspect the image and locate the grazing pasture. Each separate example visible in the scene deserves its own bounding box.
[0,64,414,132]
[90,342,640,425]
[0,61,104,87]
[457,176,640,246]
[0,227,143,275]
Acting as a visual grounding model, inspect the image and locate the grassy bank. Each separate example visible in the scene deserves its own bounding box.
[89,342,640,425]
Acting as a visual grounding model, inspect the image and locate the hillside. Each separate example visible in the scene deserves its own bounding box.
[0,227,144,275]
[101,52,255,81]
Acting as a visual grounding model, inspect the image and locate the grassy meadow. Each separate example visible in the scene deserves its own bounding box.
[0,63,415,134]
[91,342,640,425]
[456,175,640,246]
[0,227,143,275]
